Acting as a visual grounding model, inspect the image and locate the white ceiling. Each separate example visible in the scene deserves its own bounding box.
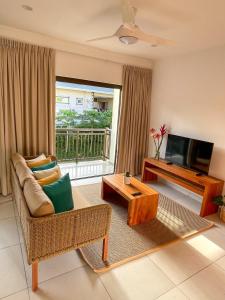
[1,0,225,59]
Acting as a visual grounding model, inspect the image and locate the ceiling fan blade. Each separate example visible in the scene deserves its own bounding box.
[131,26,175,46]
[121,0,137,25]
[86,3,174,47]
[86,35,115,42]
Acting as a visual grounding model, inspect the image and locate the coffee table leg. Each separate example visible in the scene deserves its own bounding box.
[128,195,158,226]
[101,181,115,200]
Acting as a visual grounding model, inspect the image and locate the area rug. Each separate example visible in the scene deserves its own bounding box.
[77,183,213,272]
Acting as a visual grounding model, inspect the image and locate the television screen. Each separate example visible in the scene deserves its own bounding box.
[165,134,214,174]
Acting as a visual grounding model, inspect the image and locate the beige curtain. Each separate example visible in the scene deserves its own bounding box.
[116,65,152,175]
[0,37,55,195]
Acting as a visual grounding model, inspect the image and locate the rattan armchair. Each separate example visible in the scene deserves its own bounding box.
[10,158,111,291]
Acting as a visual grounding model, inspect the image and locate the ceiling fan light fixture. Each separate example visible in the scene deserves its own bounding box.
[119,36,138,45]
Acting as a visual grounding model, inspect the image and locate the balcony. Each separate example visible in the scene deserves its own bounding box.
[56,128,114,179]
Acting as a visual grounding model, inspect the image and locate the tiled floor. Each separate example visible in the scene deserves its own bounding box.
[1,179,225,299]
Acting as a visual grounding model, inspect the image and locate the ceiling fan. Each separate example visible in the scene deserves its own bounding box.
[87,0,174,46]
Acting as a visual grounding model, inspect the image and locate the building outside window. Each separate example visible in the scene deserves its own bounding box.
[56,96,70,104]
[76,97,83,105]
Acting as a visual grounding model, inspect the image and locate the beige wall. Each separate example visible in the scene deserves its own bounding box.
[0,25,152,86]
[150,45,225,187]
[56,50,122,85]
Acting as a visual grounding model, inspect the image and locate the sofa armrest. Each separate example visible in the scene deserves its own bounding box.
[25,204,111,264]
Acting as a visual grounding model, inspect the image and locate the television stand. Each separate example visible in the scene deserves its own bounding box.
[196,172,203,176]
[141,158,224,217]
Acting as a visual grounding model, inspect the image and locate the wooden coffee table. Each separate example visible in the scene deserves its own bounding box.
[101,174,159,226]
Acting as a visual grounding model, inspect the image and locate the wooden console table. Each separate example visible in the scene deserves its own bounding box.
[141,158,224,217]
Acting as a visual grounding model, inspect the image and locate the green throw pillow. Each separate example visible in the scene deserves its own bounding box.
[42,173,74,214]
[31,161,57,171]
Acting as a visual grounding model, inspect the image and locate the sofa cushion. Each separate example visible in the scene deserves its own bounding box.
[33,165,62,179]
[12,153,26,168]
[24,177,55,217]
[37,172,60,186]
[72,187,91,210]
[27,157,52,168]
[31,161,57,172]
[15,161,34,187]
[43,173,74,214]
[26,154,46,163]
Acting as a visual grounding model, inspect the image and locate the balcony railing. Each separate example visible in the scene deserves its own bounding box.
[56,128,111,162]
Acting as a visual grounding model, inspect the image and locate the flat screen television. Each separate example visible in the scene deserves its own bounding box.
[165,134,214,174]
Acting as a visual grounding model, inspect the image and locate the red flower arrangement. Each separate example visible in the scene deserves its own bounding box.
[149,124,167,159]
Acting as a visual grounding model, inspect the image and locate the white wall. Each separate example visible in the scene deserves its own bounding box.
[150,45,225,186]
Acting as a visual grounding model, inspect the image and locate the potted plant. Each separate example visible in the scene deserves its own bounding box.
[213,195,225,221]
[149,124,167,160]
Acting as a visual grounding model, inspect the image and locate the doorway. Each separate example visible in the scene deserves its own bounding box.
[55,77,121,180]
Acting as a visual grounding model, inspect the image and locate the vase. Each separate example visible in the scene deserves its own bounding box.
[123,175,131,185]
[154,150,160,160]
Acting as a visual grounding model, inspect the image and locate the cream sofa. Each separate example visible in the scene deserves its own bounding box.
[11,154,112,291]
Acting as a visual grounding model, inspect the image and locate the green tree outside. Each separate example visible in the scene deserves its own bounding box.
[56,109,113,161]
[56,109,112,128]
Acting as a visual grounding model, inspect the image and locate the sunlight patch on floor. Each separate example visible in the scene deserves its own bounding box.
[187,235,224,260]
[158,207,185,228]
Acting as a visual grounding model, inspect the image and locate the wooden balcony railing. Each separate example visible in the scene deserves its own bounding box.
[56,128,111,162]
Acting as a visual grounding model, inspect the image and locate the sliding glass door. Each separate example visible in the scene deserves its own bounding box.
[55,77,121,180]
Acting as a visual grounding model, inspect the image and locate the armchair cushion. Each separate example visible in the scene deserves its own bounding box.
[26,154,46,163]
[24,177,55,217]
[43,173,74,214]
[15,161,34,187]
[12,153,26,168]
[33,165,62,179]
[27,157,51,168]
[37,172,60,186]
[31,161,57,172]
